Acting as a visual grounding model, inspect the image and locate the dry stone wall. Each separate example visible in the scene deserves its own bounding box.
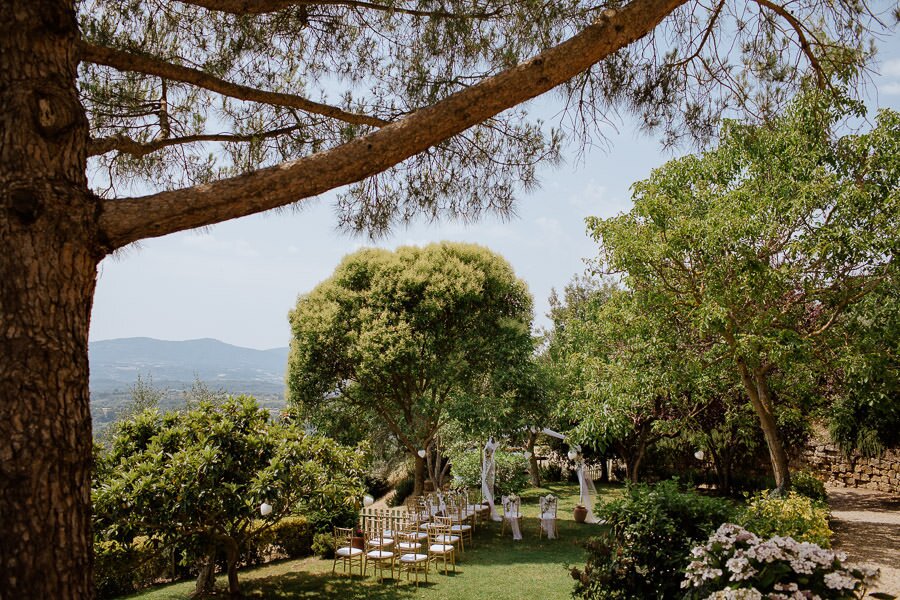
[802,437,900,495]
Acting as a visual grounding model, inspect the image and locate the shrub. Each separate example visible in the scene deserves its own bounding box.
[792,469,828,503]
[312,532,336,559]
[94,538,170,599]
[303,502,358,534]
[740,491,832,547]
[364,474,391,500]
[450,449,529,497]
[388,474,415,507]
[94,539,134,599]
[571,480,736,600]
[539,462,565,483]
[683,523,880,600]
[271,516,314,558]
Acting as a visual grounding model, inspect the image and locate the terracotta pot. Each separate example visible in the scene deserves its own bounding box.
[351,537,365,549]
[573,505,587,524]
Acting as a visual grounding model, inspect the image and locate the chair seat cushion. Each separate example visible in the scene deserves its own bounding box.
[399,553,429,562]
[429,544,454,553]
[336,547,363,557]
[418,523,432,531]
[450,524,472,532]
[397,542,421,551]
[370,537,393,546]
[411,531,429,540]
[366,550,394,559]
[435,534,460,543]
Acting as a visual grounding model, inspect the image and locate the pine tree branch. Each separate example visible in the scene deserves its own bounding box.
[749,0,826,87]
[178,0,501,18]
[79,42,388,128]
[89,125,307,157]
[98,0,686,251]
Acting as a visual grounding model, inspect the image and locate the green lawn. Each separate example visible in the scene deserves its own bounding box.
[124,482,621,599]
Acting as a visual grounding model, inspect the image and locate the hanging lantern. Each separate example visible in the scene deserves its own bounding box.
[260,502,273,516]
[694,450,705,461]
[524,451,533,459]
[363,494,375,507]
[567,449,578,461]
[417,449,426,458]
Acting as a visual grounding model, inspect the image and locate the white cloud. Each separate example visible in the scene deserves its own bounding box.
[287,245,300,255]
[880,81,900,96]
[881,58,900,78]
[181,233,260,258]
[534,216,563,238]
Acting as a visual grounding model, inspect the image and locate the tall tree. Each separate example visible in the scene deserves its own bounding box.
[0,0,881,595]
[286,242,533,496]
[589,92,900,492]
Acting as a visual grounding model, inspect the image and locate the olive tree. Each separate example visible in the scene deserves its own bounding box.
[287,242,534,495]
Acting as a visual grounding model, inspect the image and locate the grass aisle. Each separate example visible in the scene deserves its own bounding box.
[125,482,621,599]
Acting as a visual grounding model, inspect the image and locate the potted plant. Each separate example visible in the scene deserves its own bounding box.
[351,526,365,549]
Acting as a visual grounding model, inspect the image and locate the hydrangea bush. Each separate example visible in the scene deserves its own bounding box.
[682,523,883,600]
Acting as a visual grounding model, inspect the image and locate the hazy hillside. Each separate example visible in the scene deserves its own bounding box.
[89,337,289,428]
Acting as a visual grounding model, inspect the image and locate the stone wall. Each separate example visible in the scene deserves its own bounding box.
[802,438,900,495]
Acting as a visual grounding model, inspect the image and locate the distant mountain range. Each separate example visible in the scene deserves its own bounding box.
[89,338,290,429]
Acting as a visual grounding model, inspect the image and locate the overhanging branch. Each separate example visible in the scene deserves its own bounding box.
[98,0,687,251]
[79,42,388,128]
[179,0,501,18]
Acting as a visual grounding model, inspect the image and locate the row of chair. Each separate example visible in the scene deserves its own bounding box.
[332,516,462,586]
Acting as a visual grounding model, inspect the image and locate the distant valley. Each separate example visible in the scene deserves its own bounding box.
[90,337,289,429]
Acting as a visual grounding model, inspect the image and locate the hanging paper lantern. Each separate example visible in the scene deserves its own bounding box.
[694,450,705,461]
[567,449,578,461]
[524,451,533,459]
[417,449,426,458]
[260,502,273,516]
[363,494,375,507]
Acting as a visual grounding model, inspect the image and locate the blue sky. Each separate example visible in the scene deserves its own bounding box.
[90,41,900,350]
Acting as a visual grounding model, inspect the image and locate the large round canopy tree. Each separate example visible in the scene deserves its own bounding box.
[287,242,534,496]
[0,0,881,595]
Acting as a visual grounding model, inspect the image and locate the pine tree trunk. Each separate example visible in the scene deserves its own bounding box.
[1,1,99,597]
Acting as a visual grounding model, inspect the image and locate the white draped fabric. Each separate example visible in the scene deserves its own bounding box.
[481,438,501,521]
[539,494,558,539]
[501,495,522,540]
[576,458,598,523]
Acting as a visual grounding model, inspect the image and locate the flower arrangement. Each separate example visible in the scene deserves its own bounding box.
[682,523,883,600]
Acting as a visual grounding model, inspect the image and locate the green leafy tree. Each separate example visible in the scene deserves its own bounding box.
[93,396,365,596]
[553,286,704,481]
[0,0,883,593]
[827,273,900,456]
[287,242,533,495]
[589,92,900,492]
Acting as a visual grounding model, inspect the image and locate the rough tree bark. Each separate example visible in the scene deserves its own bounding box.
[0,0,689,597]
[0,1,100,598]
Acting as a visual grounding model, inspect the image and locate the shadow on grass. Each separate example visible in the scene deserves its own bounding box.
[240,571,433,599]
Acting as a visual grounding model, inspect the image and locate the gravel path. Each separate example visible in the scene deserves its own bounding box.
[828,486,900,597]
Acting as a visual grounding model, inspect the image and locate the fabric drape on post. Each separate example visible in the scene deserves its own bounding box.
[481,438,501,521]
[576,458,598,523]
